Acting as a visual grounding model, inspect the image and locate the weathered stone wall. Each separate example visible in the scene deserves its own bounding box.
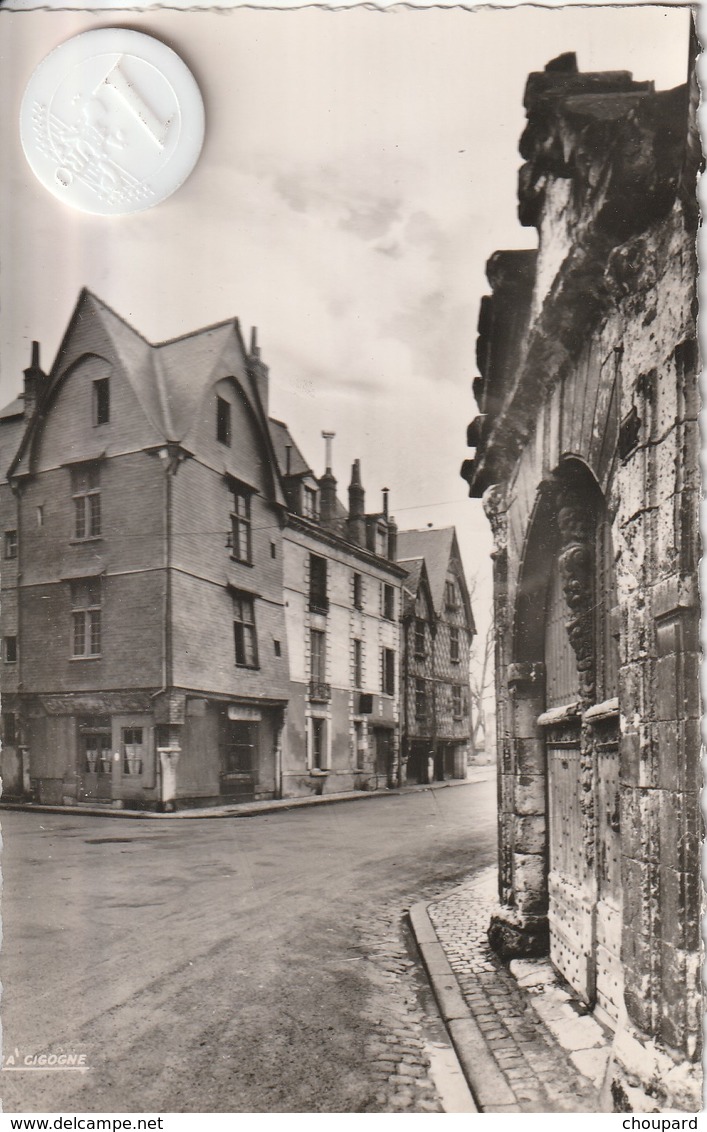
[465,52,701,1111]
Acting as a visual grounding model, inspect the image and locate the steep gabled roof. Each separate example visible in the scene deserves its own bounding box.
[396,526,475,631]
[9,291,286,509]
[399,556,429,619]
[396,527,455,612]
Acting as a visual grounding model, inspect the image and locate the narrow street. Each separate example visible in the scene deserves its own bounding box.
[1,777,495,1113]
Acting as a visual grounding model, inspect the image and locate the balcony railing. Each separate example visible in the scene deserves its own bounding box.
[308,594,329,614]
[308,680,331,702]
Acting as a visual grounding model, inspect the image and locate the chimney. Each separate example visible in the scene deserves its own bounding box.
[382,487,389,518]
[387,513,398,561]
[319,431,338,526]
[23,341,46,418]
[247,325,269,416]
[347,459,366,547]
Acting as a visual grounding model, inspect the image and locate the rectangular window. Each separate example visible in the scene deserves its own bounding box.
[382,584,395,621]
[216,396,232,445]
[72,464,101,540]
[224,721,256,775]
[310,717,327,771]
[310,629,326,682]
[381,647,395,696]
[4,637,17,663]
[353,572,363,610]
[3,712,17,745]
[303,486,318,519]
[452,685,464,719]
[4,530,17,559]
[93,378,110,426]
[415,678,428,722]
[445,579,458,610]
[229,484,252,564]
[122,727,144,776]
[273,639,282,658]
[353,638,363,689]
[414,619,426,657]
[71,578,102,657]
[354,721,365,771]
[233,595,258,667]
[375,524,387,556]
[450,626,460,663]
[309,554,328,613]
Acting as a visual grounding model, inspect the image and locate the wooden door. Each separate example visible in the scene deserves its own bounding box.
[594,738,623,1026]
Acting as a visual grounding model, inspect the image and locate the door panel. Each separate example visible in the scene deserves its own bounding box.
[77,718,112,802]
[595,742,623,1026]
[547,741,595,1003]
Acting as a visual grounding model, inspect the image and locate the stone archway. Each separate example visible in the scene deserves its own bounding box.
[490,460,623,1025]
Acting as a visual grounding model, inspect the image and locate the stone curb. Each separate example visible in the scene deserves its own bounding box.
[409,900,522,1114]
[0,771,493,821]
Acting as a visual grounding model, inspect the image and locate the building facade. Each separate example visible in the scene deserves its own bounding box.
[398,528,475,784]
[1,291,292,809]
[274,429,406,796]
[462,53,701,1110]
[0,292,410,808]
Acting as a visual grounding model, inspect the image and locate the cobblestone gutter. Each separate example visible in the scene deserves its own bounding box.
[418,866,607,1113]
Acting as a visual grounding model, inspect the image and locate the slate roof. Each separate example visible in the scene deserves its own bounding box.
[396,527,456,613]
[268,418,312,478]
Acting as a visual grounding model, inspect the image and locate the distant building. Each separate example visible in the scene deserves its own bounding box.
[397,527,475,784]
[0,291,406,809]
[272,426,406,795]
[462,51,700,1111]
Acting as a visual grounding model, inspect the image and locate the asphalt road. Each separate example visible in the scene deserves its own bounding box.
[1,777,496,1113]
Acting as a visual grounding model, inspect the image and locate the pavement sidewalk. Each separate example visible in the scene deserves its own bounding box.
[410,866,613,1113]
[0,764,494,820]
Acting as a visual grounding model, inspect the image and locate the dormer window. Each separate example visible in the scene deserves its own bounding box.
[445,579,458,611]
[217,397,232,446]
[303,485,319,519]
[93,379,110,427]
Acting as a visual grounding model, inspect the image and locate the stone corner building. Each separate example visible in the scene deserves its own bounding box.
[462,50,701,1111]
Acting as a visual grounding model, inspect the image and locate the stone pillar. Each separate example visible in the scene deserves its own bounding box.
[488,660,549,958]
[158,733,182,812]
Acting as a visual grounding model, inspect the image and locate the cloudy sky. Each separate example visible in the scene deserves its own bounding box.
[0,3,692,651]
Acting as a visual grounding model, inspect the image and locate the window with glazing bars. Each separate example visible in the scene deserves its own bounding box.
[71,578,102,657]
[72,465,101,540]
[230,484,252,564]
[233,595,258,667]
